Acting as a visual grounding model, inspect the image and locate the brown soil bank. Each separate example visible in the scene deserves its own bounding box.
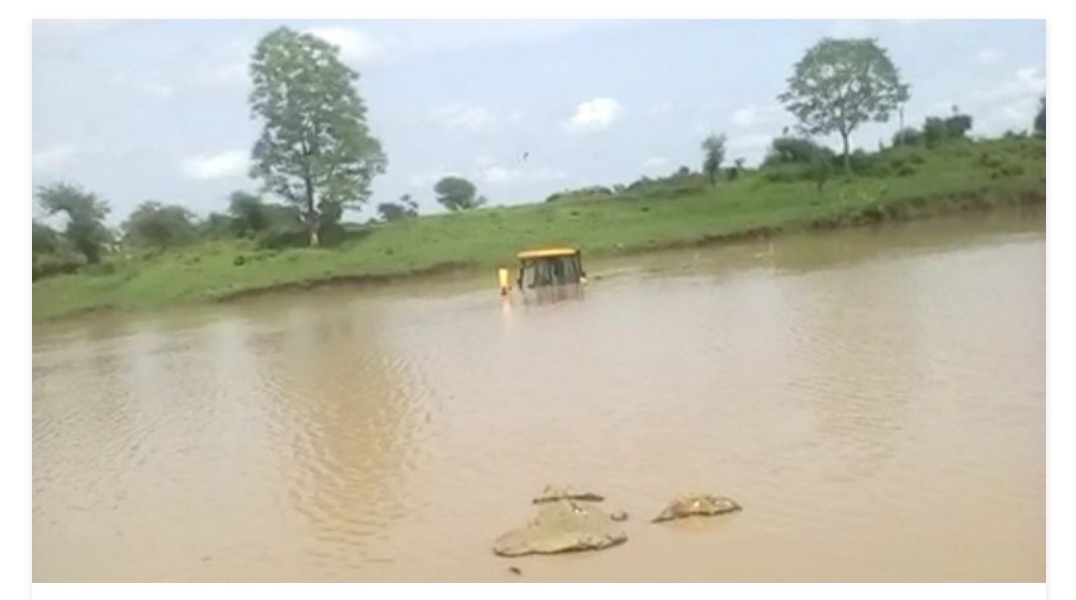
[219,186,1045,305]
[213,261,475,303]
[32,185,1045,324]
[609,186,1045,258]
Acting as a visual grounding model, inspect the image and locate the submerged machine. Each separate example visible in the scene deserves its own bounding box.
[516,247,586,289]
[498,247,587,303]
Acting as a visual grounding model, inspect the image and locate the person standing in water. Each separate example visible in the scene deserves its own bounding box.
[498,267,510,296]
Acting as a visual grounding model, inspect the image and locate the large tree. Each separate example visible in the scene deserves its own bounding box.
[434,177,486,212]
[778,37,910,172]
[762,135,835,167]
[377,194,419,222]
[121,201,198,250]
[34,182,112,264]
[1034,96,1045,136]
[200,213,235,240]
[701,134,727,186]
[32,220,82,280]
[922,107,974,147]
[248,26,388,246]
[227,190,269,237]
[32,220,62,256]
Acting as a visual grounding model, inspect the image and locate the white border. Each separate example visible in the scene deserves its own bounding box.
[27,583,1051,600]
[14,4,1058,18]
[13,3,1066,600]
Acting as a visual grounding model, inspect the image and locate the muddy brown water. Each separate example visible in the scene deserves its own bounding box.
[32,209,1046,582]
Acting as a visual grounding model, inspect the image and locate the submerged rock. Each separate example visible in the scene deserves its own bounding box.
[532,484,605,504]
[651,494,742,523]
[493,500,628,557]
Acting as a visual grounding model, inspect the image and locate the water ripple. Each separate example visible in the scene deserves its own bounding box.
[33,214,1045,582]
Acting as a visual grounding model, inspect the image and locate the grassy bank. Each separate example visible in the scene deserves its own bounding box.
[32,137,1046,322]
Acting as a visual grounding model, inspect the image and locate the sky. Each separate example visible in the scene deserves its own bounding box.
[31,19,1047,225]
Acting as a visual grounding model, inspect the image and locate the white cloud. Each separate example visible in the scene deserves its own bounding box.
[506,108,527,124]
[643,156,670,168]
[408,167,461,188]
[977,49,1004,64]
[110,71,178,99]
[136,81,174,99]
[1001,103,1031,123]
[180,150,248,180]
[202,58,247,87]
[732,103,784,128]
[139,24,444,98]
[1015,66,1046,93]
[376,21,625,60]
[648,102,674,118]
[410,158,569,188]
[971,66,1045,103]
[428,105,526,133]
[176,42,251,89]
[482,166,522,184]
[306,27,385,63]
[727,134,773,151]
[731,107,756,128]
[563,97,624,134]
[530,167,568,182]
[430,104,499,132]
[994,97,1042,130]
[108,45,245,95]
[474,154,498,168]
[480,165,566,185]
[32,143,79,171]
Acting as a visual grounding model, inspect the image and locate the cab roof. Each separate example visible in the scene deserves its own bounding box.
[516,247,580,260]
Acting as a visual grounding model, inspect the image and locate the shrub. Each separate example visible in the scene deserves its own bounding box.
[892,127,923,147]
[545,186,614,203]
[762,136,835,166]
[32,253,83,281]
[256,228,307,250]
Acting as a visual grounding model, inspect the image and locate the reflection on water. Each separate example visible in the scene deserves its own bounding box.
[518,282,586,307]
[33,210,1045,582]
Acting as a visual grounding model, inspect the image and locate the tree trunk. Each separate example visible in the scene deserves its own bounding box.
[76,236,101,264]
[303,172,319,247]
[898,106,905,146]
[841,131,851,173]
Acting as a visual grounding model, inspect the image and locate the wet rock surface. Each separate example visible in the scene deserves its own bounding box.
[494,487,742,558]
[531,485,605,504]
[493,500,628,557]
[651,494,742,523]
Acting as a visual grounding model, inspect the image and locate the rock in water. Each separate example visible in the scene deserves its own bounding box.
[652,495,742,523]
[493,500,628,557]
[532,484,605,504]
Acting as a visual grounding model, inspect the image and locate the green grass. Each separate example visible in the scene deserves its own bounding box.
[32,137,1046,322]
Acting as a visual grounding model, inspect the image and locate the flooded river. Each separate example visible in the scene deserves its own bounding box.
[32,210,1046,582]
